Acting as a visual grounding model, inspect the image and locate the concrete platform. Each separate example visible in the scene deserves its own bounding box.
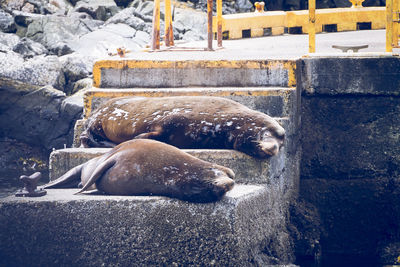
[0,185,291,266]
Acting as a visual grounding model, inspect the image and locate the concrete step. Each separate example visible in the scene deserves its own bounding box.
[93,59,297,88]
[0,184,293,266]
[83,87,297,118]
[49,146,286,185]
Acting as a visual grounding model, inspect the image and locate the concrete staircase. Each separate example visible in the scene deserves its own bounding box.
[0,58,300,266]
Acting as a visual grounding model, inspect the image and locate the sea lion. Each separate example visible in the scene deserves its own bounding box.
[45,139,235,202]
[80,96,285,158]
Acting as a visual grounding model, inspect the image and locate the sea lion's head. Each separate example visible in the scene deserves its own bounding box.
[179,165,235,203]
[253,124,285,158]
[234,118,285,159]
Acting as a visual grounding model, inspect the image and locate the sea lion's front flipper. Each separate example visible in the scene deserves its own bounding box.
[74,159,116,194]
[44,164,85,189]
[134,127,163,140]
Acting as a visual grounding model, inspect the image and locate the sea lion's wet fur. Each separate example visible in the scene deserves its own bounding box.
[80,96,285,158]
[45,139,235,202]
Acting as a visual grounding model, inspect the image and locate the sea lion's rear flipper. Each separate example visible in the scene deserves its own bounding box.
[74,159,116,194]
[44,164,85,189]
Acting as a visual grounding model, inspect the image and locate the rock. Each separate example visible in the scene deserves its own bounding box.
[1,0,25,11]
[0,51,65,89]
[234,0,253,12]
[73,0,120,20]
[21,3,36,13]
[69,23,146,57]
[0,9,16,33]
[13,11,43,27]
[0,32,20,48]
[129,0,153,16]
[0,77,82,151]
[114,0,134,7]
[0,137,49,198]
[25,14,103,55]
[105,6,148,32]
[60,53,94,94]
[174,8,207,41]
[12,37,49,58]
[71,77,92,94]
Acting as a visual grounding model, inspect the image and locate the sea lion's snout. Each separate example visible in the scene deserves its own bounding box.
[213,175,235,192]
[260,139,280,156]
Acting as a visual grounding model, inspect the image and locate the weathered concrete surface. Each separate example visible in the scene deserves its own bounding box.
[300,177,400,256]
[300,55,400,96]
[299,55,400,258]
[0,185,294,266]
[94,59,297,88]
[301,95,400,179]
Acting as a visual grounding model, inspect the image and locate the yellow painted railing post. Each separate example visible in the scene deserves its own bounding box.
[164,0,174,47]
[309,0,316,53]
[207,0,213,50]
[387,0,393,52]
[151,0,161,50]
[217,0,222,47]
[393,0,399,47]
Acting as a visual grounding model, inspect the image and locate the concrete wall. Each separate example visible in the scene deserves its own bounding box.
[298,55,400,258]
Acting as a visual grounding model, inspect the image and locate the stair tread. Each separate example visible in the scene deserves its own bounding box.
[2,183,265,203]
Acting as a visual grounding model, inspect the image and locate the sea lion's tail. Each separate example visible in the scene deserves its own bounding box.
[74,159,116,195]
[44,164,84,189]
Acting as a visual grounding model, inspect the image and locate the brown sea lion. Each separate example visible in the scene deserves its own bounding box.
[45,139,235,202]
[80,96,285,158]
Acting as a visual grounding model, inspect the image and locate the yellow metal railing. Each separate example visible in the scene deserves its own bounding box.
[386,0,400,51]
[309,0,316,53]
[213,6,385,41]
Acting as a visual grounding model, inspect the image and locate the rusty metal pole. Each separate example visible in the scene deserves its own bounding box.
[386,0,393,52]
[217,0,222,47]
[207,0,213,50]
[165,0,174,46]
[151,0,161,50]
[308,0,316,53]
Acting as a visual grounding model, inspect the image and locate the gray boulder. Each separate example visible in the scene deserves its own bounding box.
[234,0,253,12]
[105,6,149,32]
[71,77,93,95]
[0,32,20,48]
[60,53,94,94]
[0,9,16,33]
[25,14,103,55]
[12,37,49,58]
[72,0,120,20]
[174,8,207,41]
[129,0,153,17]
[0,77,82,151]
[69,23,147,57]
[0,50,65,89]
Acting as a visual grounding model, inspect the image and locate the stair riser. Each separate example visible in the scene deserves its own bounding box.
[93,60,297,88]
[49,147,286,185]
[83,88,296,119]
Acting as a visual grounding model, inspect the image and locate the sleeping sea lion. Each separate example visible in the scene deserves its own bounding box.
[80,96,285,158]
[45,139,235,202]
